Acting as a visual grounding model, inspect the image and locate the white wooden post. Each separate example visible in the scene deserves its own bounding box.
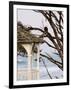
[22,44,32,80]
[27,54,32,80]
[37,44,40,79]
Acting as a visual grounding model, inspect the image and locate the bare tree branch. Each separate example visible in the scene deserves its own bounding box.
[28,27,44,33]
[40,53,63,71]
[40,57,52,79]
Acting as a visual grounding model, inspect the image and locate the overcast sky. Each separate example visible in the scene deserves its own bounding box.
[17,9,46,27]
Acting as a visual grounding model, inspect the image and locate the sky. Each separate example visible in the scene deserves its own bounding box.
[17,9,46,28]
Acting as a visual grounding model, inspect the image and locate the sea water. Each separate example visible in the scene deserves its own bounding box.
[17,55,63,80]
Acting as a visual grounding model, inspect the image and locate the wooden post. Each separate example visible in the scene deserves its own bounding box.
[22,44,32,80]
[37,44,40,79]
[27,54,32,80]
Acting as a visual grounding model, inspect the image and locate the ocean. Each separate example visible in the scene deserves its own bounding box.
[17,55,63,80]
